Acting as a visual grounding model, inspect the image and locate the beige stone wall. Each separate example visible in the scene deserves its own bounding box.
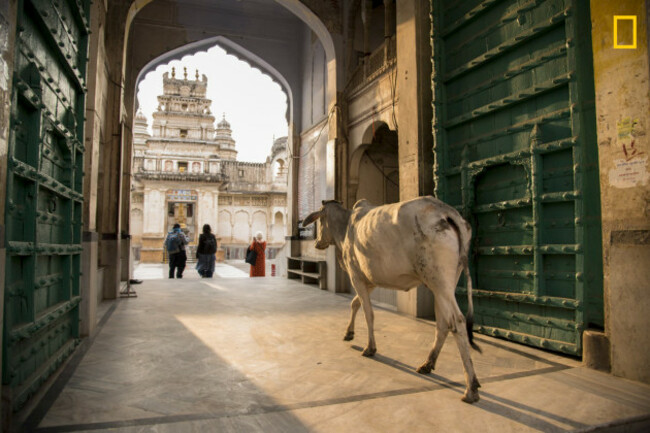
[590,0,650,384]
[141,235,164,263]
[394,0,434,316]
[134,185,287,262]
[347,70,397,148]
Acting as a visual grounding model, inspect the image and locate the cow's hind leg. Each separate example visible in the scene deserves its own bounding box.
[431,288,481,403]
[420,270,480,403]
[451,314,481,403]
[344,295,361,341]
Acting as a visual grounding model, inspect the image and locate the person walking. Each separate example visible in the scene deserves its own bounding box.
[248,231,266,277]
[196,224,217,278]
[165,223,189,279]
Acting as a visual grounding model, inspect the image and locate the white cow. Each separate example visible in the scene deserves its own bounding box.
[302,196,482,403]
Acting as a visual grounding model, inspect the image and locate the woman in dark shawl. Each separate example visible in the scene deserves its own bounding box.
[196,224,217,278]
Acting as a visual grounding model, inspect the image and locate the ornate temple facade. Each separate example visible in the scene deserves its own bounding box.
[130,68,288,262]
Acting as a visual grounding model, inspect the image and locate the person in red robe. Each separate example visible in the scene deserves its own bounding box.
[249,231,266,277]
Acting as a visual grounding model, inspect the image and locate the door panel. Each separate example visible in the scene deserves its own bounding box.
[4,0,89,411]
[432,0,603,355]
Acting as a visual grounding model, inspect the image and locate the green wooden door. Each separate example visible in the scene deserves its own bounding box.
[431,0,603,355]
[3,0,89,411]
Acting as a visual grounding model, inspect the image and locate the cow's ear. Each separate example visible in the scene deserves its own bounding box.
[302,210,321,227]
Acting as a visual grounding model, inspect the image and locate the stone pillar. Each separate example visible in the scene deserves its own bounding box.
[120,119,133,283]
[287,124,301,257]
[96,0,133,299]
[80,232,98,337]
[214,192,220,237]
[78,0,108,337]
[395,0,435,317]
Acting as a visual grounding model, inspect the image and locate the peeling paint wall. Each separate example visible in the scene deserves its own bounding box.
[590,0,650,384]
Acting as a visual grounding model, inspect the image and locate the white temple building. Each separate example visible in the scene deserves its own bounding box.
[130,67,288,263]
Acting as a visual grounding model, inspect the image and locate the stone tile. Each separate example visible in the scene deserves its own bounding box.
[31,273,650,432]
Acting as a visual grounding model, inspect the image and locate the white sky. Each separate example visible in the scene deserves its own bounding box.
[136,45,288,163]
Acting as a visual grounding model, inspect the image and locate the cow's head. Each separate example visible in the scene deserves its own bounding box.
[302,200,340,249]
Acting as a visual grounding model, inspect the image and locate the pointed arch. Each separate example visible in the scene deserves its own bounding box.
[124,0,339,114]
[134,36,294,125]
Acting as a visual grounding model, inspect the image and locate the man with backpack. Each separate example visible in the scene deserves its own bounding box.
[165,223,189,279]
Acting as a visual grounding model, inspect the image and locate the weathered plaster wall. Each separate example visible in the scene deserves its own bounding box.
[590,0,650,384]
[301,25,329,131]
[347,71,397,146]
[298,119,329,221]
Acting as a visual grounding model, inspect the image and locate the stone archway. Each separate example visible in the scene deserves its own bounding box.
[353,122,399,206]
[352,121,399,309]
[120,0,342,278]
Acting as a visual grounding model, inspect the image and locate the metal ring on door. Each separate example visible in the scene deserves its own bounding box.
[48,197,57,213]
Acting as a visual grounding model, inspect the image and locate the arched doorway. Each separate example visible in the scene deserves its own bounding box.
[356,124,399,206]
[352,122,399,308]
[121,0,339,277]
[1,0,342,415]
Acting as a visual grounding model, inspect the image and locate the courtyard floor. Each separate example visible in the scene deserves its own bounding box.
[18,264,650,432]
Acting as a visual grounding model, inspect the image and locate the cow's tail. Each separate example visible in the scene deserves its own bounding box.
[446,214,482,354]
[462,255,481,353]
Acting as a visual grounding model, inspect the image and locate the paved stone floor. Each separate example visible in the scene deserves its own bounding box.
[20,266,650,432]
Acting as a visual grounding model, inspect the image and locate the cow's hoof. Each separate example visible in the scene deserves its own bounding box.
[416,363,432,374]
[361,347,376,357]
[343,331,354,341]
[461,390,480,404]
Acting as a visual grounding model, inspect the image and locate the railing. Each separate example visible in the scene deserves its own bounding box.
[347,37,397,94]
[134,169,227,183]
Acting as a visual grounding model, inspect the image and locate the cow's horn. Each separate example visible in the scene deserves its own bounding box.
[302,210,321,227]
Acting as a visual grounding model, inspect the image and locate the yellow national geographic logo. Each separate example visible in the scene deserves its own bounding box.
[613,15,637,49]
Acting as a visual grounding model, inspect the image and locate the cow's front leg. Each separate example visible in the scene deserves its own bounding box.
[355,286,376,357]
[343,295,361,341]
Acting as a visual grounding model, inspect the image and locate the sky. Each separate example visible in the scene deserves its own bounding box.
[136,45,289,163]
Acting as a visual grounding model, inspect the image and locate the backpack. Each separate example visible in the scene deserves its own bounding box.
[245,246,257,266]
[165,232,182,254]
[204,234,217,254]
